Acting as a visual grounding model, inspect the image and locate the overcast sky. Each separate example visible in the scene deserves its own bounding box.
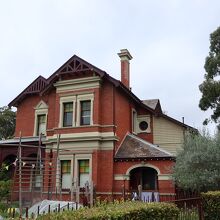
[0,0,219,134]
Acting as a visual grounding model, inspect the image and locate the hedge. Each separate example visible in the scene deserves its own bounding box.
[36,201,179,220]
[201,191,220,220]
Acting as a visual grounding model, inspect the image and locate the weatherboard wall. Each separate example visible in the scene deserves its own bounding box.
[153,116,184,155]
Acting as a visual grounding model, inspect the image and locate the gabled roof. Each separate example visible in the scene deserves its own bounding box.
[142,99,162,114]
[142,99,159,110]
[9,76,48,107]
[115,133,174,160]
[142,99,196,131]
[40,55,106,95]
[8,54,156,114]
[160,113,197,132]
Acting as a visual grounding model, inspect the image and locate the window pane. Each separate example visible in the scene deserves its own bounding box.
[62,174,72,189]
[37,114,46,135]
[80,101,91,125]
[61,160,72,189]
[35,175,42,188]
[38,123,46,135]
[63,102,73,127]
[81,117,90,125]
[61,160,71,174]
[79,159,90,187]
[79,173,89,187]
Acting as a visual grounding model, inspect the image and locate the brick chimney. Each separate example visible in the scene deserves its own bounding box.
[118,49,133,89]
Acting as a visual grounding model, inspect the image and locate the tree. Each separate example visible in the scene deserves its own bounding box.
[199,26,220,129]
[173,131,220,192]
[0,164,12,202]
[0,106,16,140]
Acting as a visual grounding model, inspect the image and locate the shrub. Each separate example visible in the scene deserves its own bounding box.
[36,201,179,220]
[0,180,11,201]
[201,191,220,220]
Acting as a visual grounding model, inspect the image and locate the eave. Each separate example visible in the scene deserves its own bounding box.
[8,76,47,107]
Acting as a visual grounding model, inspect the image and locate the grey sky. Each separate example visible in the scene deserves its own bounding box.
[0,0,219,134]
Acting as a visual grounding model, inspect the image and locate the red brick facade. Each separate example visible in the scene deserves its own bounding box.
[3,50,191,201]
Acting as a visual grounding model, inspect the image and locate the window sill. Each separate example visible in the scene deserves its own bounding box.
[57,125,95,129]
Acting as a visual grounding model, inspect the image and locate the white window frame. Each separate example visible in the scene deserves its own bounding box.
[58,156,74,190]
[136,115,151,133]
[33,101,48,136]
[76,94,94,127]
[132,108,137,134]
[59,96,76,128]
[74,154,92,187]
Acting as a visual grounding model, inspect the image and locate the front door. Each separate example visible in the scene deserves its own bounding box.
[130,167,158,191]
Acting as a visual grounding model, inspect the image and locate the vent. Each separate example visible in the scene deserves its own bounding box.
[136,116,151,133]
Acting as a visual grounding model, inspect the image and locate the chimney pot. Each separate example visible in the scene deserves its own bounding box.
[117,49,132,89]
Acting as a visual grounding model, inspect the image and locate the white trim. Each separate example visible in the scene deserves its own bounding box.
[114,174,130,181]
[47,131,115,140]
[125,163,161,175]
[59,94,94,128]
[59,96,76,128]
[114,173,173,181]
[46,140,114,151]
[136,115,151,133]
[58,155,74,190]
[34,100,48,110]
[54,76,101,93]
[158,174,173,180]
[74,154,92,187]
[33,100,48,136]
[76,94,94,126]
[131,108,137,134]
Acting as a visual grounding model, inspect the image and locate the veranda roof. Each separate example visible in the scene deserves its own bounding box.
[114,133,174,160]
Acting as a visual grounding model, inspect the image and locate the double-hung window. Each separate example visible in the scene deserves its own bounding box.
[34,100,48,136]
[37,114,46,135]
[60,94,93,127]
[78,159,90,187]
[61,160,72,189]
[63,102,73,127]
[80,100,91,125]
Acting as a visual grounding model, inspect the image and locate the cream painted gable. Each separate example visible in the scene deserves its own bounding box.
[34,100,48,110]
[153,116,185,155]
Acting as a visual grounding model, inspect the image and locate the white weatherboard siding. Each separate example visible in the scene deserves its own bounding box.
[153,117,184,155]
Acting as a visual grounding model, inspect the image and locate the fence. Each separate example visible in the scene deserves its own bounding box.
[129,189,204,220]
[7,201,81,219]
[8,187,204,220]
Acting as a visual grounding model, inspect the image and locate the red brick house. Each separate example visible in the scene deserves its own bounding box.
[1,49,194,200]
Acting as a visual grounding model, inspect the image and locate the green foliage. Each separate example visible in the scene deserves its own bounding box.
[199,26,220,129]
[0,180,11,202]
[36,201,179,220]
[0,163,11,181]
[0,106,16,140]
[178,209,199,220]
[0,203,19,218]
[173,131,220,191]
[201,191,220,220]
